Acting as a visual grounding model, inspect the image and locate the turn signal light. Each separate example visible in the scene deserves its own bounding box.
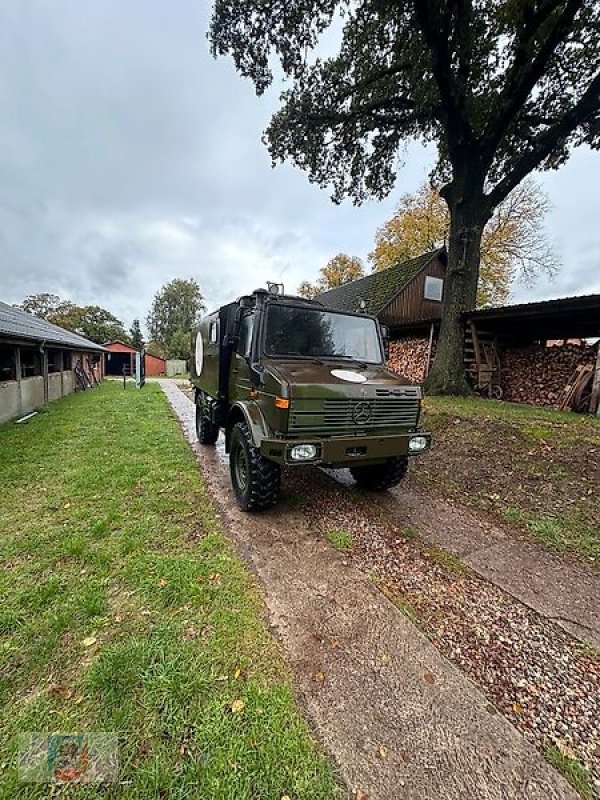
[275,396,290,409]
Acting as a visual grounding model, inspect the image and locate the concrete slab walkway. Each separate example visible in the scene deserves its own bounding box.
[161,381,577,800]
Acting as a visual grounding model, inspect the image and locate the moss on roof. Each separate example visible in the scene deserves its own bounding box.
[317,249,444,314]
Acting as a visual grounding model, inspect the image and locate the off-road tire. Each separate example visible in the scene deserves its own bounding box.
[229,421,281,511]
[196,394,219,445]
[350,456,408,491]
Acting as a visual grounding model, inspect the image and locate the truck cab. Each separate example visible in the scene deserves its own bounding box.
[191,286,431,511]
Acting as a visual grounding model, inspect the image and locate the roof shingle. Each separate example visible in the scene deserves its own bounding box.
[0,301,104,351]
[317,249,443,314]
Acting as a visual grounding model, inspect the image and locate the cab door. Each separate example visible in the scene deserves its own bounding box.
[229,311,254,401]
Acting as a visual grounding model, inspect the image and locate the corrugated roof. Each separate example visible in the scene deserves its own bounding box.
[0,301,104,351]
[317,249,444,314]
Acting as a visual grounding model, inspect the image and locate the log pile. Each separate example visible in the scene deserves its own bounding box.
[387,337,430,383]
[501,342,598,408]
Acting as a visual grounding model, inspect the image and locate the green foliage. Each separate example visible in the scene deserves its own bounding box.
[147,278,205,358]
[19,293,130,344]
[129,318,144,350]
[298,253,365,298]
[167,328,193,360]
[211,2,599,206]
[325,529,352,552]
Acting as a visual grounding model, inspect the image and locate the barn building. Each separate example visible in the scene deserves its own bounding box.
[318,251,600,415]
[103,341,166,378]
[0,300,104,425]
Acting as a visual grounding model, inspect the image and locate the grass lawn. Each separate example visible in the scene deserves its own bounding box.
[414,396,600,562]
[0,382,337,798]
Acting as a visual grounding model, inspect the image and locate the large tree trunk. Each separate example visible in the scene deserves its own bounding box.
[425,193,487,395]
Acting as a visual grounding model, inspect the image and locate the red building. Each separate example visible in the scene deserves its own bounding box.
[104,341,166,377]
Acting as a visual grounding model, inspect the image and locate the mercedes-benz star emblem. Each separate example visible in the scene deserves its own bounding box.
[352,401,372,424]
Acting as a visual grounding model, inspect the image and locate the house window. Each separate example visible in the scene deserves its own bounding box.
[424,276,444,302]
[63,352,72,370]
[0,345,16,381]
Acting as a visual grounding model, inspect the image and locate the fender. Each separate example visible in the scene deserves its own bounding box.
[226,400,271,452]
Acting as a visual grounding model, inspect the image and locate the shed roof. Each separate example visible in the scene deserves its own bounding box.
[0,301,104,351]
[104,341,166,361]
[467,293,600,340]
[317,249,444,315]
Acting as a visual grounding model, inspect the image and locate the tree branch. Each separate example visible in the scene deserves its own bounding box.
[486,70,600,208]
[482,0,585,157]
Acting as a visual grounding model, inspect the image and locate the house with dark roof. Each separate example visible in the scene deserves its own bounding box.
[0,301,104,424]
[317,250,600,413]
[318,248,447,334]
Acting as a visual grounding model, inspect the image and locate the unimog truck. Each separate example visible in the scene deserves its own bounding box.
[191,286,431,511]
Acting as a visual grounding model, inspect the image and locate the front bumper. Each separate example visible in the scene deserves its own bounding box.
[260,431,432,466]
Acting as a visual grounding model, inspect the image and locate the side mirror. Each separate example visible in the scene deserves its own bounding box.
[380,324,390,360]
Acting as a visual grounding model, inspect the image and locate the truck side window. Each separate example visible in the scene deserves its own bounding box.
[209,321,219,344]
[237,313,254,359]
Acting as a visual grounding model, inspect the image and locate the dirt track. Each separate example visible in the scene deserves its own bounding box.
[162,381,588,800]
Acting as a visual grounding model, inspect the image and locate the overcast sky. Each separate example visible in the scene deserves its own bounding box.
[0,0,598,334]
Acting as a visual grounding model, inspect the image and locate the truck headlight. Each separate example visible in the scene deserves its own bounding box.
[408,435,429,454]
[290,444,317,461]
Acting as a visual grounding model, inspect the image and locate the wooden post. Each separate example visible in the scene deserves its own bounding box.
[425,322,435,377]
[591,343,600,416]
[42,347,49,404]
[15,345,22,415]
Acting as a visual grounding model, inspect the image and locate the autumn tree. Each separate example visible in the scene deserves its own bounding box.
[210,1,600,394]
[147,278,205,360]
[370,180,559,306]
[298,253,365,298]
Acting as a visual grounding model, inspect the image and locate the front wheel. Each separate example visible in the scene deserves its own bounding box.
[229,422,281,511]
[196,395,219,445]
[350,456,408,491]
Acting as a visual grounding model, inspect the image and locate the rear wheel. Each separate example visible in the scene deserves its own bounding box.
[196,394,219,445]
[229,421,281,511]
[350,456,408,491]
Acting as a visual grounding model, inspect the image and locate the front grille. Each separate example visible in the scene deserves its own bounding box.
[288,393,420,435]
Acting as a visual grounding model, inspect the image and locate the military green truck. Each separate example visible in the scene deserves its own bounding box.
[191,286,431,511]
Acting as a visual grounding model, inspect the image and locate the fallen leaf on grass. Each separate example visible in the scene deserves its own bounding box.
[158,578,167,588]
[81,636,97,647]
[356,790,369,800]
[229,699,245,714]
[312,671,326,684]
[512,702,523,715]
[378,745,388,760]
[423,671,436,684]
[49,685,73,700]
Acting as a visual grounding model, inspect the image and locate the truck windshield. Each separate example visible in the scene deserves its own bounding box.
[264,305,383,363]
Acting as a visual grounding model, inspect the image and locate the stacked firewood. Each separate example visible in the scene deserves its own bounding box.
[387,337,431,383]
[501,342,597,408]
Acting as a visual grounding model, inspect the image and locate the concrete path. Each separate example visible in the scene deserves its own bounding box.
[161,381,577,800]
[386,486,599,649]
